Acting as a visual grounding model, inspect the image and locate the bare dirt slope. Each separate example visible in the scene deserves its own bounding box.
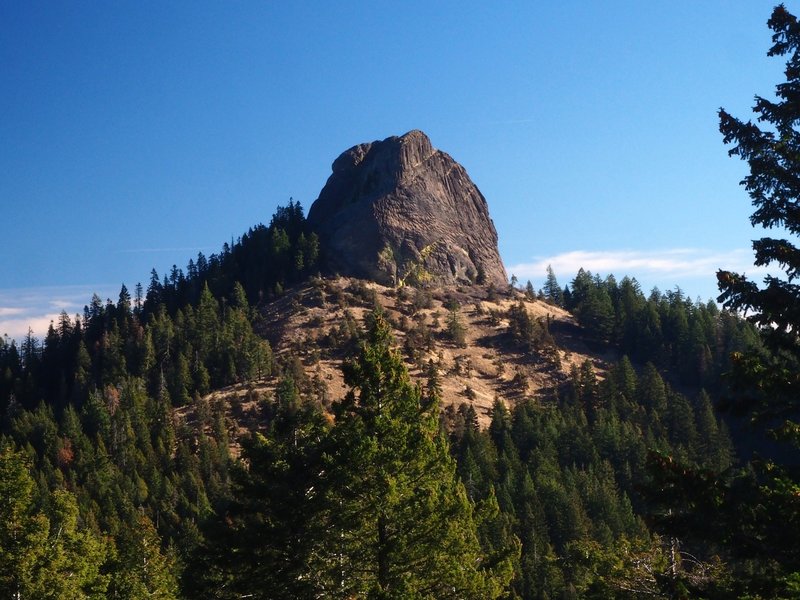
[181,278,613,446]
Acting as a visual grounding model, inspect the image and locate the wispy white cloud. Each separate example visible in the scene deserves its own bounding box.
[0,314,64,342]
[507,248,773,288]
[0,284,119,342]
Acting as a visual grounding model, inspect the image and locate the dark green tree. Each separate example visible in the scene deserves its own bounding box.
[446,306,467,347]
[718,0,800,532]
[647,7,800,596]
[543,264,564,306]
[322,312,516,599]
[0,443,50,597]
[187,396,329,599]
[718,5,800,354]
[569,270,614,342]
[108,513,179,599]
[0,443,108,598]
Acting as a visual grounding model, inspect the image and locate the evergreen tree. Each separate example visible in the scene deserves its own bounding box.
[446,306,467,347]
[108,513,179,599]
[525,280,536,300]
[717,0,800,563]
[188,397,329,599]
[543,265,563,306]
[647,8,800,595]
[0,443,108,598]
[569,270,614,341]
[694,390,734,472]
[0,443,50,598]
[718,5,800,356]
[35,489,109,599]
[321,312,516,599]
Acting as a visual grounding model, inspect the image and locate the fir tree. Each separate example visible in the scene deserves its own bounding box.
[187,397,329,599]
[647,8,800,594]
[543,265,563,306]
[109,513,179,599]
[321,311,516,598]
[0,443,50,598]
[0,443,108,598]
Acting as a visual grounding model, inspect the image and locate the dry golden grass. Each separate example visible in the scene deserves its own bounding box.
[178,278,612,446]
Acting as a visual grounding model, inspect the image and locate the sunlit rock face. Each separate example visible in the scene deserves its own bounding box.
[308,130,507,287]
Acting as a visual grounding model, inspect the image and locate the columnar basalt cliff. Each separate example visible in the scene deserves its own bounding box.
[307,130,508,287]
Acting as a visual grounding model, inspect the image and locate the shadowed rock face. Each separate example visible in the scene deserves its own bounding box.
[307,130,508,287]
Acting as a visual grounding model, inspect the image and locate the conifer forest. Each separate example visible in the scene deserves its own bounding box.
[3,6,800,599]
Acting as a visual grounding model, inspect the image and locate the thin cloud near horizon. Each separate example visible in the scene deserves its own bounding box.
[0,248,773,342]
[0,284,120,342]
[506,247,771,287]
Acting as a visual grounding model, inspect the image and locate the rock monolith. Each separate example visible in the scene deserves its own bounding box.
[307,130,508,287]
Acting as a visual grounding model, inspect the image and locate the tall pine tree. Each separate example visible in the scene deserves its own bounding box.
[648,7,800,596]
[320,311,516,599]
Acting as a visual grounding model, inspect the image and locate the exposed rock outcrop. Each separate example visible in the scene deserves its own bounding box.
[307,130,508,287]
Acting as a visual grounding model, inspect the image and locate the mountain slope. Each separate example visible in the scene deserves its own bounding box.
[183,277,613,442]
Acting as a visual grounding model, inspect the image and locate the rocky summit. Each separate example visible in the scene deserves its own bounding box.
[307,130,508,287]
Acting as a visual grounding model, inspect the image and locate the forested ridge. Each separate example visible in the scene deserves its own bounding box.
[4,5,800,598]
[0,196,766,598]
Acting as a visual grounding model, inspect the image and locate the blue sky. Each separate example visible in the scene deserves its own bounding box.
[0,2,790,340]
